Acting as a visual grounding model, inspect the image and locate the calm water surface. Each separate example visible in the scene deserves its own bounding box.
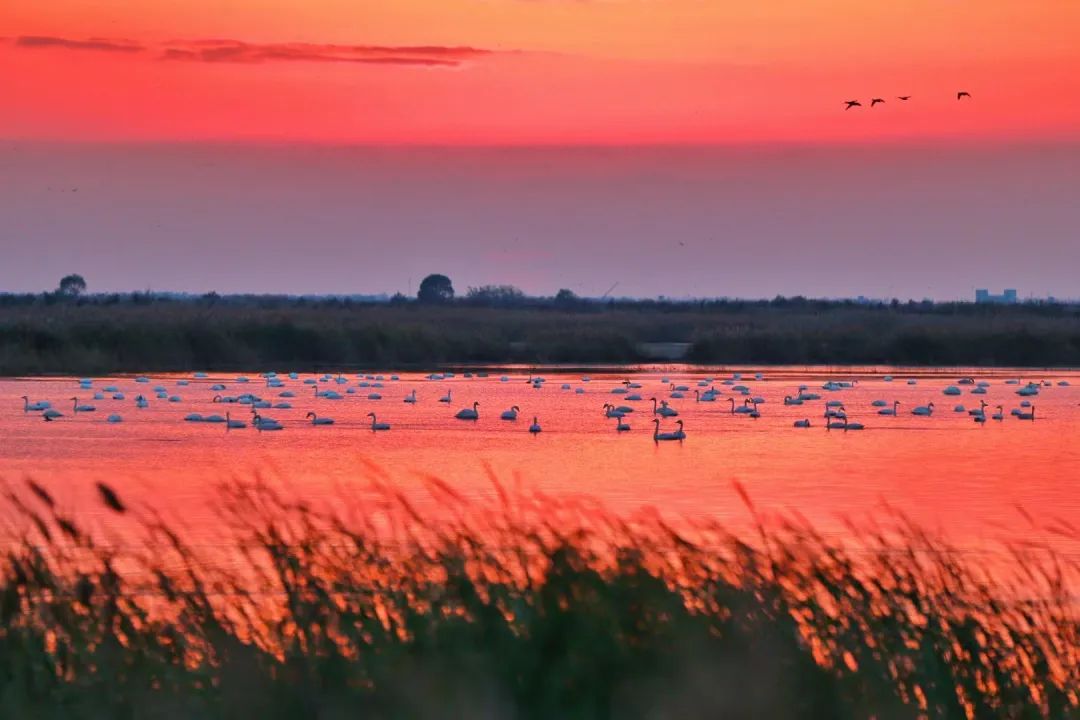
[3,367,1078,550]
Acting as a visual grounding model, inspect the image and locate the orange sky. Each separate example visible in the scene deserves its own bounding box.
[3,0,1080,143]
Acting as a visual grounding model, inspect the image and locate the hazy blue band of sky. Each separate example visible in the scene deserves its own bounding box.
[2,141,1077,301]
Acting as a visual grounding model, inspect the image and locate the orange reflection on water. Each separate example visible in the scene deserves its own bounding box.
[3,367,1078,555]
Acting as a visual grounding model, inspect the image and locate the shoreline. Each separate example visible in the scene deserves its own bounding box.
[4,300,1080,375]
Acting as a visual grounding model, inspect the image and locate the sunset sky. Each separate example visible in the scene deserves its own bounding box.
[5,0,1080,143]
[2,1,1080,298]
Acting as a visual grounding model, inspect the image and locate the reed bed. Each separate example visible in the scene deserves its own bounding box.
[3,299,1080,374]
[0,476,1077,718]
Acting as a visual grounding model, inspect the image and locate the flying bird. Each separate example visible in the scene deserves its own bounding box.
[844,100,862,110]
[870,98,885,107]
[957,91,971,100]
[897,96,911,101]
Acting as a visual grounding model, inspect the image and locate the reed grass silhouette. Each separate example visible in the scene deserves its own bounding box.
[0,476,1076,718]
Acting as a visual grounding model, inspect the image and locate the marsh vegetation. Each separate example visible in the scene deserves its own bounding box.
[0,477,1076,718]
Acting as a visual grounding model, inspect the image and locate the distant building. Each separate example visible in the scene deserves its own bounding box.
[975,288,1018,304]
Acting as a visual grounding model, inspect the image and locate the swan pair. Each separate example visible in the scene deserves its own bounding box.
[652,419,685,441]
[827,417,864,431]
[651,398,679,417]
[252,413,283,431]
[603,404,626,418]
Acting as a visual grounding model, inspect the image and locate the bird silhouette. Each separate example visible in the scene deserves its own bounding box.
[897,95,911,101]
[844,100,862,110]
[957,91,971,100]
[870,98,885,107]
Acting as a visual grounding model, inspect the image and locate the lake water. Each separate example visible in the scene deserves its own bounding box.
[3,367,1078,554]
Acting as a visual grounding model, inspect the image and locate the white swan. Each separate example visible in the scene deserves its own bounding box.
[455,402,479,420]
[107,414,123,423]
[878,401,900,416]
[225,412,246,430]
[992,406,1004,421]
[367,413,391,431]
[528,417,542,434]
[42,409,63,420]
[21,396,50,412]
[71,397,96,413]
[1016,406,1036,421]
[439,390,452,403]
[404,390,418,404]
[306,412,335,426]
[793,419,811,428]
[501,406,520,420]
[912,402,935,416]
[613,416,631,432]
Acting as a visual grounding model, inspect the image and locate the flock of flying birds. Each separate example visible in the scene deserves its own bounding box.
[844,91,971,110]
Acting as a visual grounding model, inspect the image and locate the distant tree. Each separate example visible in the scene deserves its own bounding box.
[554,288,579,308]
[418,274,454,304]
[389,292,410,305]
[465,285,525,306]
[58,274,86,297]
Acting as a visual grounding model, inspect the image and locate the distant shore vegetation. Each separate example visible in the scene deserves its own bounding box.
[2,274,1080,374]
